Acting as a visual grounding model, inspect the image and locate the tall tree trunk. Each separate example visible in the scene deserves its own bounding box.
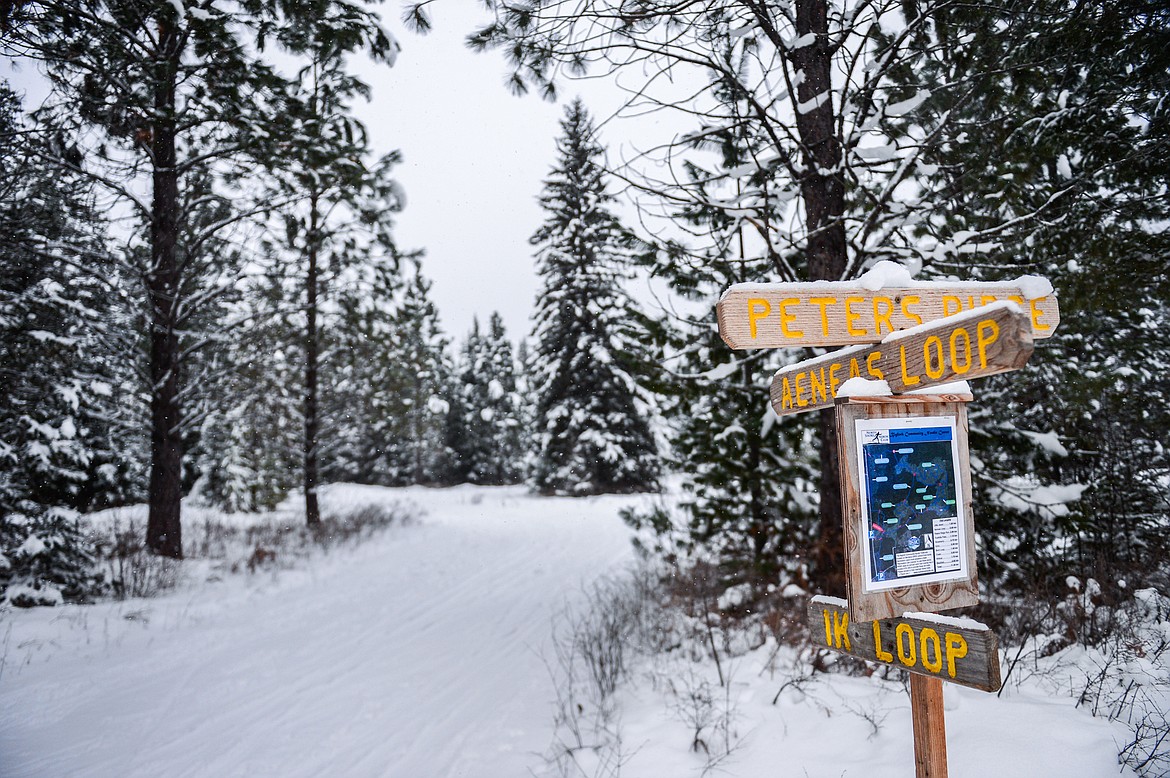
[792,0,848,595]
[146,12,184,559]
[304,188,321,527]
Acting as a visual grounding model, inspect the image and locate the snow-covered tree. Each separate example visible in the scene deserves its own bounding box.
[0,82,139,603]
[445,313,524,486]
[482,312,525,484]
[892,0,1170,603]
[2,0,300,557]
[528,100,659,496]
[400,266,455,485]
[266,0,401,526]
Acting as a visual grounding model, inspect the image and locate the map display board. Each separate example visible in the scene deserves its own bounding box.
[854,416,969,593]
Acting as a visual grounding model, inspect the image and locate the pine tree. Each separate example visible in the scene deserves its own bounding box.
[529,100,659,496]
[267,0,401,525]
[481,312,525,484]
[0,82,139,603]
[379,262,452,486]
[446,313,525,485]
[319,253,409,487]
[2,0,300,557]
[191,268,301,513]
[895,0,1170,603]
[446,319,495,484]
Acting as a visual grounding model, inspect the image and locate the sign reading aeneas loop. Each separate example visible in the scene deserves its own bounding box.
[717,282,1059,349]
[770,302,1033,416]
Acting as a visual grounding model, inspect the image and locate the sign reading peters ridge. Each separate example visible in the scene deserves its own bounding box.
[717,272,1060,350]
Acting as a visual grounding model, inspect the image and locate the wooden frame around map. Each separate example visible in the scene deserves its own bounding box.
[836,394,979,623]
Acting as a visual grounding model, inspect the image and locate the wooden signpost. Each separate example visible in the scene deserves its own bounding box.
[715,271,1058,778]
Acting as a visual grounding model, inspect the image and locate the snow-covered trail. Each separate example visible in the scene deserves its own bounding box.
[0,485,641,778]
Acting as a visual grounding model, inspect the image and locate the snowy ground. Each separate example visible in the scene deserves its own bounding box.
[0,485,1141,777]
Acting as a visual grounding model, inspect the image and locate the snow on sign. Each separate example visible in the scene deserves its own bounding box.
[716,268,1059,350]
[808,597,1002,693]
[769,301,1033,417]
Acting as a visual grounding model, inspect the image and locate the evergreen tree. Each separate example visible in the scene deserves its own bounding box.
[191,268,301,513]
[624,71,820,591]
[394,265,454,486]
[445,313,525,485]
[2,0,296,557]
[319,253,409,487]
[267,0,401,526]
[0,82,139,603]
[482,312,525,484]
[895,0,1170,604]
[445,319,495,484]
[529,100,659,496]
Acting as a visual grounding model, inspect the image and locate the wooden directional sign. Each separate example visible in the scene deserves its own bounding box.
[809,596,1002,692]
[770,302,1033,417]
[717,282,1059,349]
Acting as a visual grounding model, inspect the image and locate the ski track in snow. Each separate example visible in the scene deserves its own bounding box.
[0,485,641,778]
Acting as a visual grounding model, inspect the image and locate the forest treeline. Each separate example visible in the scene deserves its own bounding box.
[2,0,1169,638]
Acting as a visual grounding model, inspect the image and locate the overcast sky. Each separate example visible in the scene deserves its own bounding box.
[359,5,625,344]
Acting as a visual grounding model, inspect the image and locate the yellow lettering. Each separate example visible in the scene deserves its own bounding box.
[980,294,998,307]
[873,621,893,663]
[849,358,862,379]
[924,335,945,380]
[899,345,921,386]
[823,609,833,647]
[949,327,972,374]
[866,352,884,380]
[829,363,842,397]
[942,295,963,317]
[781,376,794,410]
[1030,298,1051,332]
[832,610,851,651]
[845,296,867,337]
[747,298,772,340]
[810,367,828,403]
[795,373,808,407]
[901,295,923,325]
[920,628,943,673]
[810,297,836,337]
[945,633,968,679]
[873,296,894,335]
[976,319,1000,368]
[780,298,804,338]
[1008,295,1024,307]
[896,623,917,667]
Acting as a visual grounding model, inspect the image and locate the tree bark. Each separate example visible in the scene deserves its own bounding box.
[145,12,184,559]
[791,0,848,595]
[304,187,321,528]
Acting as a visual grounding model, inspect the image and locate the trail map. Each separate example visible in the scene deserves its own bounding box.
[855,417,968,592]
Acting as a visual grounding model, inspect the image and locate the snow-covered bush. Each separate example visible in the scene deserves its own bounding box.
[0,508,103,607]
